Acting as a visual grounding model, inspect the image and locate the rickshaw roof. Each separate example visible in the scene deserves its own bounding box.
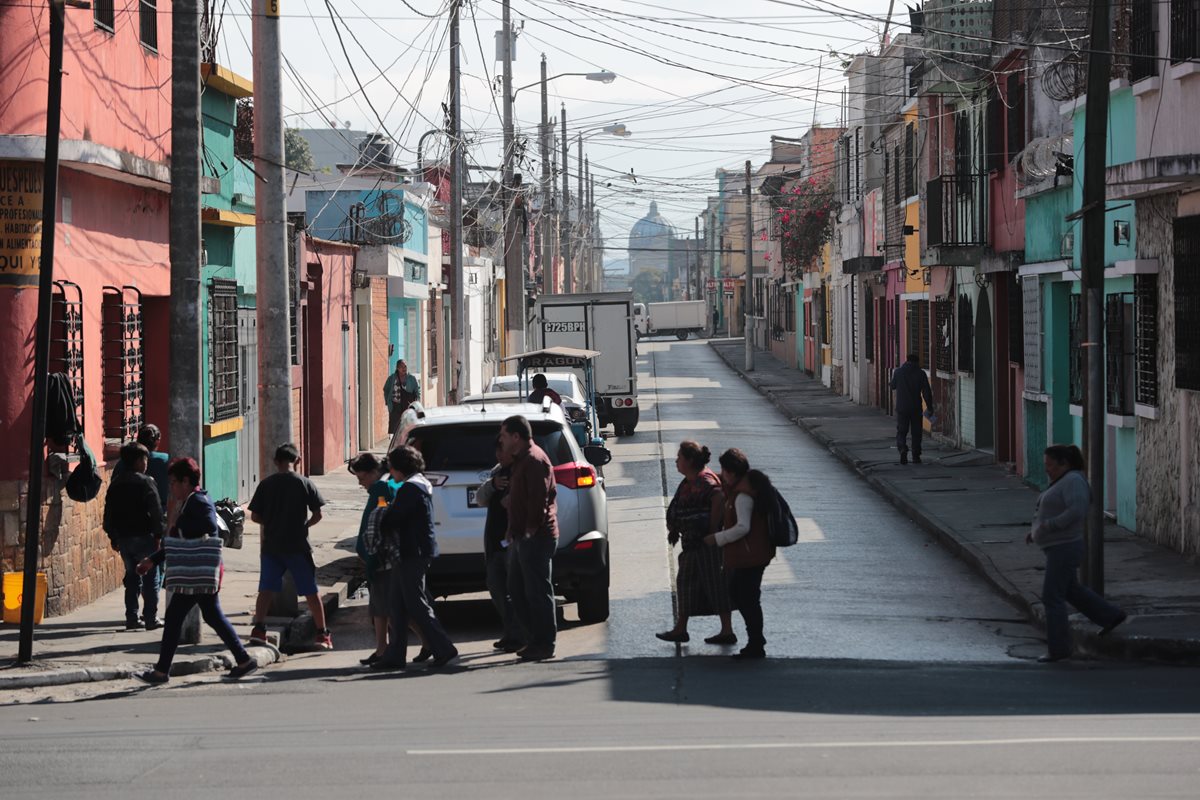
[502,346,602,370]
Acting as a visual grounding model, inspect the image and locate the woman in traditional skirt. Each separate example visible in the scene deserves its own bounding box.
[656,441,736,646]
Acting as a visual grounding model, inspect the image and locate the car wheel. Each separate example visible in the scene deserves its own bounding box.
[576,577,610,624]
[676,331,689,340]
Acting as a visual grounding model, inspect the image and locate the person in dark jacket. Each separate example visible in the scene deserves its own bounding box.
[134,457,257,684]
[500,414,559,662]
[111,424,170,508]
[371,445,458,671]
[474,437,524,652]
[383,360,421,434]
[526,373,562,406]
[890,353,935,464]
[349,452,399,665]
[104,442,165,630]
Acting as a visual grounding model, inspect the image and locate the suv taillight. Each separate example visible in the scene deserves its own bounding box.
[553,462,596,489]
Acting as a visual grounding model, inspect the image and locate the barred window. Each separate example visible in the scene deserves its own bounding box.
[785,285,796,334]
[209,279,240,422]
[1134,274,1158,406]
[958,293,974,373]
[1105,293,1134,415]
[1171,0,1200,64]
[93,0,114,31]
[906,299,930,370]
[101,286,144,445]
[1175,215,1200,390]
[864,292,875,362]
[428,291,439,378]
[850,280,858,361]
[1069,293,1084,404]
[50,280,85,432]
[288,224,301,365]
[1007,271,1024,366]
[139,0,158,51]
[904,124,916,198]
[935,298,954,373]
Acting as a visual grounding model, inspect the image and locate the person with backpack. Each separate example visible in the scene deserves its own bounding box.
[134,457,258,684]
[103,442,165,630]
[705,449,775,660]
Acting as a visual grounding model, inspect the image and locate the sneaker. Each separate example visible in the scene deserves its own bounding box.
[517,645,555,662]
[494,639,525,653]
[125,618,142,631]
[144,617,163,631]
[314,629,333,650]
[248,624,269,645]
[227,659,259,680]
[135,669,169,685]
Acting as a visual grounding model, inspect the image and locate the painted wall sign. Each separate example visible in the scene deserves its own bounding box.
[0,161,43,287]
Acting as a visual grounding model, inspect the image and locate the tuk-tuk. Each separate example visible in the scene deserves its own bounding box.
[501,347,606,449]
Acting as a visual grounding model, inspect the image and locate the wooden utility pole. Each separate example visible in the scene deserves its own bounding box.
[500,0,524,362]
[449,0,467,398]
[744,160,754,371]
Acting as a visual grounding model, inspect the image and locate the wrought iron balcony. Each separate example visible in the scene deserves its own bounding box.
[926,174,986,249]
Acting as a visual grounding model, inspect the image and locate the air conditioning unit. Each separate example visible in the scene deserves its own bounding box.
[232,192,248,207]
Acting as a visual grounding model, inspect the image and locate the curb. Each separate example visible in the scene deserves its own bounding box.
[709,341,1200,665]
[0,578,360,691]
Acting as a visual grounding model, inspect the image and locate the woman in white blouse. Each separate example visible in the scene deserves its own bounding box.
[705,449,776,659]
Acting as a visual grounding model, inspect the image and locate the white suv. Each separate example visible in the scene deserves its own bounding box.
[389,401,612,623]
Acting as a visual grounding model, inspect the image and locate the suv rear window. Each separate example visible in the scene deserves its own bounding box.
[407,422,575,471]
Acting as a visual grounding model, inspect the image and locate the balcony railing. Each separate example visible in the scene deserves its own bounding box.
[926,174,986,248]
[1172,0,1200,64]
[1130,0,1158,81]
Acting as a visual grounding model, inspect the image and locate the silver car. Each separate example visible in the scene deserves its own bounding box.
[389,401,612,623]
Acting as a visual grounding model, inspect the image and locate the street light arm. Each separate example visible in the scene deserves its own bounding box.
[512,70,616,98]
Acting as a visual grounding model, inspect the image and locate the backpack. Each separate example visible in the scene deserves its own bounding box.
[762,485,799,547]
[213,499,245,550]
[64,435,102,502]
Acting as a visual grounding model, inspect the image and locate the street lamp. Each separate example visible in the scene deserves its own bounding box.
[566,123,633,293]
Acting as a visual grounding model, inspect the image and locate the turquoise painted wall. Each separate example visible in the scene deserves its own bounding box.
[1025,186,1073,264]
[1071,88,1137,269]
[1024,400,1049,488]
[388,296,424,374]
[1044,280,1073,444]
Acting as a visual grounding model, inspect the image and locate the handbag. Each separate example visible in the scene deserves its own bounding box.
[162,534,224,594]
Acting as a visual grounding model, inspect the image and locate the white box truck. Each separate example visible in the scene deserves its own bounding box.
[633,300,707,340]
[533,291,639,435]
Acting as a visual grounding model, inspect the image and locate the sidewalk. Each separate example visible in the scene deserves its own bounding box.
[710,339,1200,664]
[0,469,368,690]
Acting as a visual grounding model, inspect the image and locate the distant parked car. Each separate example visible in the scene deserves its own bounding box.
[389,400,612,623]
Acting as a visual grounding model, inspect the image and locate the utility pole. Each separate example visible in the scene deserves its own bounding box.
[1080,0,1111,592]
[500,0,523,363]
[576,134,584,291]
[744,160,754,371]
[539,55,550,296]
[587,167,595,292]
[449,0,467,399]
[253,0,291,476]
[18,0,70,663]
[560,107,570,293]
[695,216,702,303]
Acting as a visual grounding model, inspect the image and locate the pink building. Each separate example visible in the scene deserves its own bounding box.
[0,2,174,614]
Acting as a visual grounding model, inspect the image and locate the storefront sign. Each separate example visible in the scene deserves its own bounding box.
[0,162,44,287]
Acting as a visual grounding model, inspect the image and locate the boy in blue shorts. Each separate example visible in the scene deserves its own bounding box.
[248,443,332,649]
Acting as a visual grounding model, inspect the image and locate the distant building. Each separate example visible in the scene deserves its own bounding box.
[628,201,676,278]
[291,127,372,174]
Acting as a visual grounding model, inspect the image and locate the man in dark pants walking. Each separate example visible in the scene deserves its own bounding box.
[890,353,934,465]
[500,415,559,662]
[103,442,165,629]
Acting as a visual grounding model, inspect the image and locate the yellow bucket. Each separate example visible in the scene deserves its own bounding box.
[2,571,47,624]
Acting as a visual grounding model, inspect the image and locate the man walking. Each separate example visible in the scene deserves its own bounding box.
[890,353,934,465]
[247,443,332,649]
[500,415,559,661]
[474,437,525,652]
[103,442,165,629]
[383,360,421,434]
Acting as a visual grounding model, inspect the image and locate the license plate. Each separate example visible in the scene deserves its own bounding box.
[467,487,480,507]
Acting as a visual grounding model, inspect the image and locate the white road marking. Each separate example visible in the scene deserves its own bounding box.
[409,736,1200,756]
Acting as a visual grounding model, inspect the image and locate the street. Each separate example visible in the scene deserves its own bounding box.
[3,340,1199,798]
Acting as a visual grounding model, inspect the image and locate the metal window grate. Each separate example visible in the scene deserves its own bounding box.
[1171,0,1200,64]
[139,0,158,50]
[785,285,796,334]
[1175,215,1200,390]
[865,292,875,362]
[428,291,439,377]
[101,286,144,444]
[51,280,85,430]
[906,300,930,370]
[1106,293,1134,415]
[850,280,858,360]
[287,222,301,365]
[93,0,114,31]
[935,298,954,373]
[958,293,974,373]
[209,279,240,422]
[1007,271,1024,366]
[904,124,916,197]
[1134,274,1158,406]
[1131,0,1159,80]
[1069,293,1084,404]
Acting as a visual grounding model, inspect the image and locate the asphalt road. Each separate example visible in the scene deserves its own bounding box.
[4,340,1198,798]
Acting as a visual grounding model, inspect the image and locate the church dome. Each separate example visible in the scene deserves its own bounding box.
[629,201,676,242]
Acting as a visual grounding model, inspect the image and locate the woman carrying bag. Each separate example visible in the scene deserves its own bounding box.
[136,458,258,684]
[705,449,775,660]
[1027,444,1127,663]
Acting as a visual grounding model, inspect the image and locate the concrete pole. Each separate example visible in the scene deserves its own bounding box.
[561,106,570,292]
[170,0,203,464]
[577,134,584,289]
[1080,0,1111,592]
[253,0,291,476]
[501,0,524,364]
[539,55,550,296]
[449,0,467,399]
[744,160,754,371]
[695,216,702,303]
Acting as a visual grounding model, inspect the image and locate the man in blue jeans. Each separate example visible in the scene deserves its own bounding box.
[247,443,332,649]
[103,442,165,629]
[499,415,559,662]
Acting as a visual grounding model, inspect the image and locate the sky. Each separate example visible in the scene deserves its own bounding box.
[214,0,900,253]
